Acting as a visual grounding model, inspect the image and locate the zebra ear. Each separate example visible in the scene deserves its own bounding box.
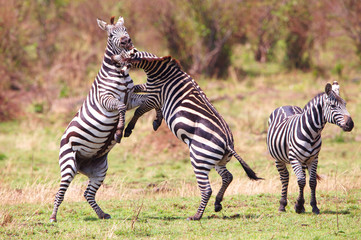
[110,16,115,25]
[116,17,124,26]
[325,83,332,96]
[332,81,340,95]
[97,18,108,31]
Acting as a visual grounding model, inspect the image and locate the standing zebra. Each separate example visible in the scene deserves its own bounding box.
[50,17,148,222]
[267,82,354,214]
[112,51,263,220]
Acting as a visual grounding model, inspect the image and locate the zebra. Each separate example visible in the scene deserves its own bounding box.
[266,81,354,214]
[49,16,150,222]
[111,51,263,220]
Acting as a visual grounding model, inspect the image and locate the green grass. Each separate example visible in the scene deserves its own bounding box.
[1,192,361,239]
[1,73,361,239]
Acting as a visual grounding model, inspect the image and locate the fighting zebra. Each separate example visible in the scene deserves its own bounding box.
[50,17,149,222]
[112,51,263,220]
[266,82,354,214]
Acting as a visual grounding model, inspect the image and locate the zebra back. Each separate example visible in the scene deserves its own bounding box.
[122,51,235,147]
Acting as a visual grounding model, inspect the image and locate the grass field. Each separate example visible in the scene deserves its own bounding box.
[1,72,360,239]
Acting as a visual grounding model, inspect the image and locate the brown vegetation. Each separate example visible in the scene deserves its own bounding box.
[1,0,361,121]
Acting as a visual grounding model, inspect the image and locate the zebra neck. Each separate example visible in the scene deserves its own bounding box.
[98,43,126,79]
[301,95,327,140]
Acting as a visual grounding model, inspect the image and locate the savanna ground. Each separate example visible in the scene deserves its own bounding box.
[1,1,361,238]
[1,69,360,239]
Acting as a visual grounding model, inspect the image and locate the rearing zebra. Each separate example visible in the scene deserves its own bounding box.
[267,82,354,214]
[50,17,148,222]
[112,51,263,220]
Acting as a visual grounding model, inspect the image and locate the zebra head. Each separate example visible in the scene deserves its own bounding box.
[97,16,134,54]
[324,81,354,132]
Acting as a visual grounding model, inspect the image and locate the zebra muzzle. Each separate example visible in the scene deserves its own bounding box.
[342,116,354,132]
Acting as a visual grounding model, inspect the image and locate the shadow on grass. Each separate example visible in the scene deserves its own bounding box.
[295,210,351,216]
[141,216,185,221]
[83,213,262,222]
[84,216,99,221]
[144,214,247,221]
[207,213,260,220]
[321,210,350,215]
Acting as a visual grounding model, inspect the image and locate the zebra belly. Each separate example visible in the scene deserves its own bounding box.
[268,121,322,166]
[62,110,118,160]
[267,121,290,163]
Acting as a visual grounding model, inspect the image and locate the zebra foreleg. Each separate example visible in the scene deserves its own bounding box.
[114,104,126,143]
[50,151,77,222]
[276,160,289,212]
[133,84,147,93]
[214,165,233,212]
[153,108,163,131]
[308,158,320,214]
[127,94,162,131]
[291,160,306,213]
[99,94,127,143]
[124,102,154,137]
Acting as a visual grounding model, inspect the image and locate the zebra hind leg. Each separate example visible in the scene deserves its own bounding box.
[50,151,77,222]
[82,156,110,219]
[187,156,212,220]
[276,161,289,212]
[214,165,233,212]
[84,177,110,219]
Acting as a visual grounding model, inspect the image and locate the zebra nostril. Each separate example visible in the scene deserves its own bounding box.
[347,117,354,129]
[343,117,354,131]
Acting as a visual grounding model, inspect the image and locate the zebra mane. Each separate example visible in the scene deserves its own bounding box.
[124,51,183,70]
[303,92,324,110]
[303,90,345,110]
[169,57,183,70]
[330,91,346,105]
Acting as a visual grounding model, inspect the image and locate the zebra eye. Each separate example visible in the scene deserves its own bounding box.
[330,104,336,108]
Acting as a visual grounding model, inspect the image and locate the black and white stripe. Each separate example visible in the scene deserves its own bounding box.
[50,17,148,222]
[113,51,262,220]
[267,82,353,214]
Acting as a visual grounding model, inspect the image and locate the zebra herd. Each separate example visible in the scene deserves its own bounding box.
[50,17,354,222]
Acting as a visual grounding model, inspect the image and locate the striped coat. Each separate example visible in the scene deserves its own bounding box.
[267,82,353,214]
[112,51,262,220]
[50,17,148,222]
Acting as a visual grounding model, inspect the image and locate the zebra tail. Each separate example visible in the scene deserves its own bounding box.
[228,146,264,181]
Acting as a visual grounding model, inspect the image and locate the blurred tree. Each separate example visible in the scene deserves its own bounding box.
[282,0,314,70]
[1,0,361,121]
[245,0,283,63]
[329,0,361,62]
[143,0,245,78]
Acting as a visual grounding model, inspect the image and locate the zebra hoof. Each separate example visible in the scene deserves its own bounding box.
[124,129,132,137]
[186,216,200,221]
[278,207,286,212]
[99,213,111,219]
[215,204,222,212]
[187,213,202,221]
[153,120,161,131]
[295,205,305,214]
[49,218,57,223]
[312,207,320,215]
[114,133,122,143]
